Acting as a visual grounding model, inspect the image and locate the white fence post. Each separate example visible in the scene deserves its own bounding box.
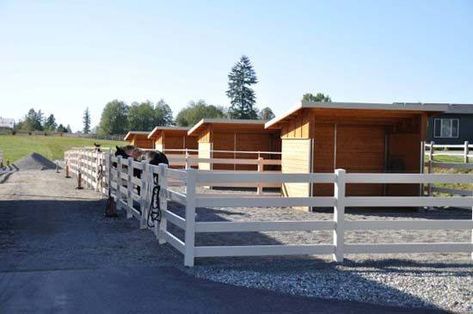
[126,157,134,219]
[158,164,169,244]
[185,149,190,170]
[333,169,346,262]
[140,160,149,229]
[116,156,122,210]
[464,141,469,164]
[428,141,434,196]
[257,157,264,195]
[106,153,112,197]
[184,168,197,267]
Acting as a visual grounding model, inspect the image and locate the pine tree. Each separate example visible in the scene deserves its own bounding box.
[83,107,91,134]
[226,55,258,119]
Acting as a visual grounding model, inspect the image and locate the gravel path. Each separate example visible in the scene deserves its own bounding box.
[1,171,471,312]
[168,187,472,313]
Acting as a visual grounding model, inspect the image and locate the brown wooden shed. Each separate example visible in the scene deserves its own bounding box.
[124,131,154,149]
[265,102,448,198]
[147,126,198,153]
[187,119,281,170]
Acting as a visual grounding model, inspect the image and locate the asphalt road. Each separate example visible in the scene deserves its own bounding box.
[0,170,440,313]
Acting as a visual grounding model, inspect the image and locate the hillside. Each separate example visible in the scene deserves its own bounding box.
[0,135,126,162]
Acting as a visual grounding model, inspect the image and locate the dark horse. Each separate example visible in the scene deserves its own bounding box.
[114,145,169,176]
[112,145,169,225]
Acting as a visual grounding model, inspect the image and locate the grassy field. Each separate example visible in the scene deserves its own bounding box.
[0,135,126,162]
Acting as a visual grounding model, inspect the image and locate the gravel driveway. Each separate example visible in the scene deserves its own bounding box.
[1,170,471,312]
[166,187,472,313]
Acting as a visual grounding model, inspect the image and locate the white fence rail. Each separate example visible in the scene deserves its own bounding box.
[425,141,473,163]
[424,141,473,197]
[65,149,473,267]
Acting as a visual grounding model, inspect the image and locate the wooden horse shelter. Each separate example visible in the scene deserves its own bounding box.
[187,119,281,170]
[147,126,198,152]
[265,102,449,198]
[124,131,154,149]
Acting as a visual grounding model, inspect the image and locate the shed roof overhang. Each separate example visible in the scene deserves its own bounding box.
[187,119,268,136]
[148,126,191,139]
[265,102,450,129]
[124,131,151,141]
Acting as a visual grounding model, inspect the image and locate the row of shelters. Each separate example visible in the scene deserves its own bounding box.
[124,101,471,198]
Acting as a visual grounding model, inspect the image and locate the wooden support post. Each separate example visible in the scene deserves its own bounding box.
[126,157,133,219]
[257,157,264,195]
[429,141,434,162]
[76,171,83,189]
[184,168,197,267]
[65,163,71,178]
[158,164,169,244]
[464,141,469,164]
[333,169,346,263]
[140,160,149,229]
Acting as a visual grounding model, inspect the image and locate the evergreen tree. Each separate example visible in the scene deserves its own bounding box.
[83,107,91,134]
[43,114,57,131]
[57,124,67,133]
[226,55,258,119]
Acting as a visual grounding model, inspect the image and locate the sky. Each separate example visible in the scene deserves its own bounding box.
[0,0,472,132]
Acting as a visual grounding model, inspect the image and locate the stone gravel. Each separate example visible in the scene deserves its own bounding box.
[169,187,472,313]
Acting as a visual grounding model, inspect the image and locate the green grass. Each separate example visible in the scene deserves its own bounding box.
[0,135,126,162]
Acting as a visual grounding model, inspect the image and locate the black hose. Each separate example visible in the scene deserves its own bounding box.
[147,174,161,228]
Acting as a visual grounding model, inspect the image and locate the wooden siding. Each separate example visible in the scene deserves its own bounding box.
[281,139,312,203]
[277,109,427,198]
[281,111,311,139]
[130,135,154,149]
[386,133,421,196]
[337,125,385,196]
[313,123,335,196]
[198,142,212,170]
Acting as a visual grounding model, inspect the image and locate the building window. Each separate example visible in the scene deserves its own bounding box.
[434,118,459,138]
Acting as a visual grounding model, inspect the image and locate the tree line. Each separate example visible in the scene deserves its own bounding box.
[14,56,331,136]
[97,55,331,135]
[14,109,72,133]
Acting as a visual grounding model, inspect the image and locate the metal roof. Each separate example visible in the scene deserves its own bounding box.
[187,119,267,136]
[265,101,453,129]
[147,126,190,139]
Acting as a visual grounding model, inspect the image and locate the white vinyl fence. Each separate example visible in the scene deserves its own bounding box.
[65,149,473,267]
[424,141,473,196]
[425,141,473,163]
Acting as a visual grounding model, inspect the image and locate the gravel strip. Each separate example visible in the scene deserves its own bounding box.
[169,187,472,313]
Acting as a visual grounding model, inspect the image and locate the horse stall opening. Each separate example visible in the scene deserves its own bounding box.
[147,126,198,152]
[265,102,450,201]
[187,119,281,171]
[124,131,154,149]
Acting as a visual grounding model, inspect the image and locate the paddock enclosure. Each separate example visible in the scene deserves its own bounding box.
[124,131,154,148]
[187,119,281,171]
[148,126,198,152]
[65,148,472,267]
[265,102,450,199]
